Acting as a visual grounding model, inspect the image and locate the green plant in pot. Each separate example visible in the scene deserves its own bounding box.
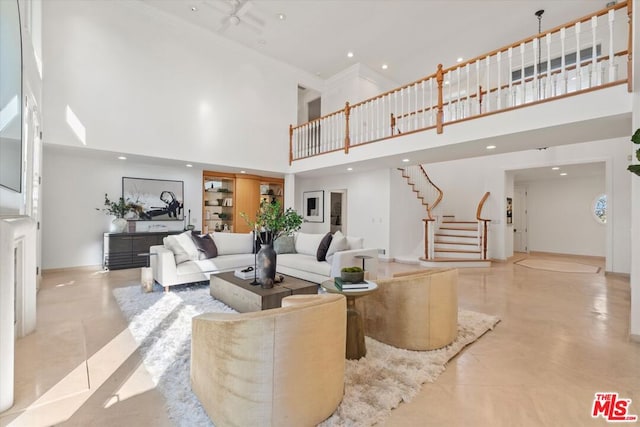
[341,266,364,283]
[96,193,142,233]
[628,129,640,176]
[241,200,303,288]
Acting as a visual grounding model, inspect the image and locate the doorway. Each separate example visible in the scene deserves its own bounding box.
[330,191,346,234]
[513,186,528,252]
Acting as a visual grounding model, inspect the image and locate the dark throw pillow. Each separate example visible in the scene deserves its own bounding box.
[190,232,218,259]
[316,232,333,261]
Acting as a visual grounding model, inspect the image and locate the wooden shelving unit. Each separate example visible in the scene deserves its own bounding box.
[202,172,284,234]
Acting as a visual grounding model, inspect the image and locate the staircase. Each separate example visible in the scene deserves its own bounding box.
[425,219,491,268]
[399,166,491,268]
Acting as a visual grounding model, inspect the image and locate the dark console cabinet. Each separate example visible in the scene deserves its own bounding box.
[103,231,181,270]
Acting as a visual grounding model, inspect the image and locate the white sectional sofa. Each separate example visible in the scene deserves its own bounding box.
[150,230,378,291]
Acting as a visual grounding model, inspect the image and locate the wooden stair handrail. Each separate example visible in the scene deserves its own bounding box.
[419,165,443,220]
[476,192,491,221]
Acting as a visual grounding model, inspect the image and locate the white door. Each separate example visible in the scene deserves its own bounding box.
[513,186,528,252]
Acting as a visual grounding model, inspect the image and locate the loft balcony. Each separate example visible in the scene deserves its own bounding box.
[288,2,633,174]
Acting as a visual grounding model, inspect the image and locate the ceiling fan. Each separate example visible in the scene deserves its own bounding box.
[203,0,265,35]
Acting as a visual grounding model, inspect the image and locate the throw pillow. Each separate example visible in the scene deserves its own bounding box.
[164,231,200,264]
[190,232,218,259]
[274,235,296,254]
[326,230,349,258]
[211,232,254,255]
[295,232,327,256]
[316,232,333,261]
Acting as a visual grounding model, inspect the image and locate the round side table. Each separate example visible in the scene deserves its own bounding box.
[321,280,378,360]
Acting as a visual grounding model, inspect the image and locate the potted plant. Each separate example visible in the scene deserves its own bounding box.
[341,266,365,283]
[96,193,141,233]
[241,199,303,288]
[628,129,640,176]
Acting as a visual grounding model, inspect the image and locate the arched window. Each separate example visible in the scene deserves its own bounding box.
[592,194,606,224]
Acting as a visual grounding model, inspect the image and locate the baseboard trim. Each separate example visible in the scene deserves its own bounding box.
[42,265,103,274]
[631,334,640,344]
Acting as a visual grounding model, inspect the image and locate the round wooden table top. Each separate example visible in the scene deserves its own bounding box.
[321,280,378,297]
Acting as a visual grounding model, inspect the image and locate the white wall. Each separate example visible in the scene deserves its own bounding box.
[525,176,606,256]
[295,169,390,254]
[321,63,398,115]
[41,0,322,173]
[388,138,631,273]
[41,146,203,269]
[389,169,429,260]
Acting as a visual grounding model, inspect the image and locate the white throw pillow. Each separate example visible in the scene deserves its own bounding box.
[295,232,326,256]
[164,231,199,264]
[346,236,364,250]
[326,230,348,257]
[211,232,254,255]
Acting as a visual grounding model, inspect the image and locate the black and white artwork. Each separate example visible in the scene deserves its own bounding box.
[123,177,184,221]
[303,190,324,223]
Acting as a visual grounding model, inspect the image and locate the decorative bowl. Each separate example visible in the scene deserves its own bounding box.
[340,271,364,283]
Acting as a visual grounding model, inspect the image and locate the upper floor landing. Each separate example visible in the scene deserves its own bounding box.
[288,2,634,176]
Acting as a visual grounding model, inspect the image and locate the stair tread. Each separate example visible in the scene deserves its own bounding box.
[439,227,476,231]
[420,257,491,262]
[435,233,477,238]
[435,249,481,253]
[442,221,476,224]
[435,241,477,246]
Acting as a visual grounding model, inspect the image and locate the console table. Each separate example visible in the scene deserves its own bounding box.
[103,231,183,270]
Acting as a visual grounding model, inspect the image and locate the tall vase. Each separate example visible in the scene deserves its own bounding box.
[110,217,128,233]
[256,243,277,289]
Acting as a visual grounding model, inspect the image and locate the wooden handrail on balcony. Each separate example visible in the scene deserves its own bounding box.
[289,1,631,163]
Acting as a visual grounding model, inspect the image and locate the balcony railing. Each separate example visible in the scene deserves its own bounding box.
[289,1,632,164]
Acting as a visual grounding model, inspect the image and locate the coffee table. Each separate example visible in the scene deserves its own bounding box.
[210,271,318,313]
[321,279,378,360]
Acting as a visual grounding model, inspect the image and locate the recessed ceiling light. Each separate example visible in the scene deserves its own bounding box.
[381,64,388,70]
[486,145,496,150]
[117,156,127,160]
[191,6,198,12]
[186,164,193,168]
[240,170,246,174]
[552,167,560,170]
[402,158,410,163]
[277,13,286,20]
[560,172,568,176]
[347,52,354,58]
[457,57,463,63]
[347,167,353,171]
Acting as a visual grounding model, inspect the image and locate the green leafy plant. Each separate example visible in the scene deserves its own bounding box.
[341,266,364,273]
[241,199,303,245]
[629,129,640,176]
[96,193,141,218]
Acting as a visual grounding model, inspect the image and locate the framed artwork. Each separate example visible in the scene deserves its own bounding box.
[303,190,324,223]
[506,197,513,225]
[123,177,184,221]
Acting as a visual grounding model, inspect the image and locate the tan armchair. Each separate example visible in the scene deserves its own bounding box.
[359,268,458,351]
[191,293,346,427]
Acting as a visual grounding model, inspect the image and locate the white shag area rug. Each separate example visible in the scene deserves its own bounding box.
[113,284,499,427]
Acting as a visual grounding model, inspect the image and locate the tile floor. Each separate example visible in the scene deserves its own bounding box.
[1,253,638,426]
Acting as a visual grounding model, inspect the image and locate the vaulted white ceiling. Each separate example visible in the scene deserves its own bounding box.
[142,0,607,84]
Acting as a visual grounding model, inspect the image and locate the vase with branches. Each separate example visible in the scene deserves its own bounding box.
[241,199,303,288]
[96,193,142,232]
